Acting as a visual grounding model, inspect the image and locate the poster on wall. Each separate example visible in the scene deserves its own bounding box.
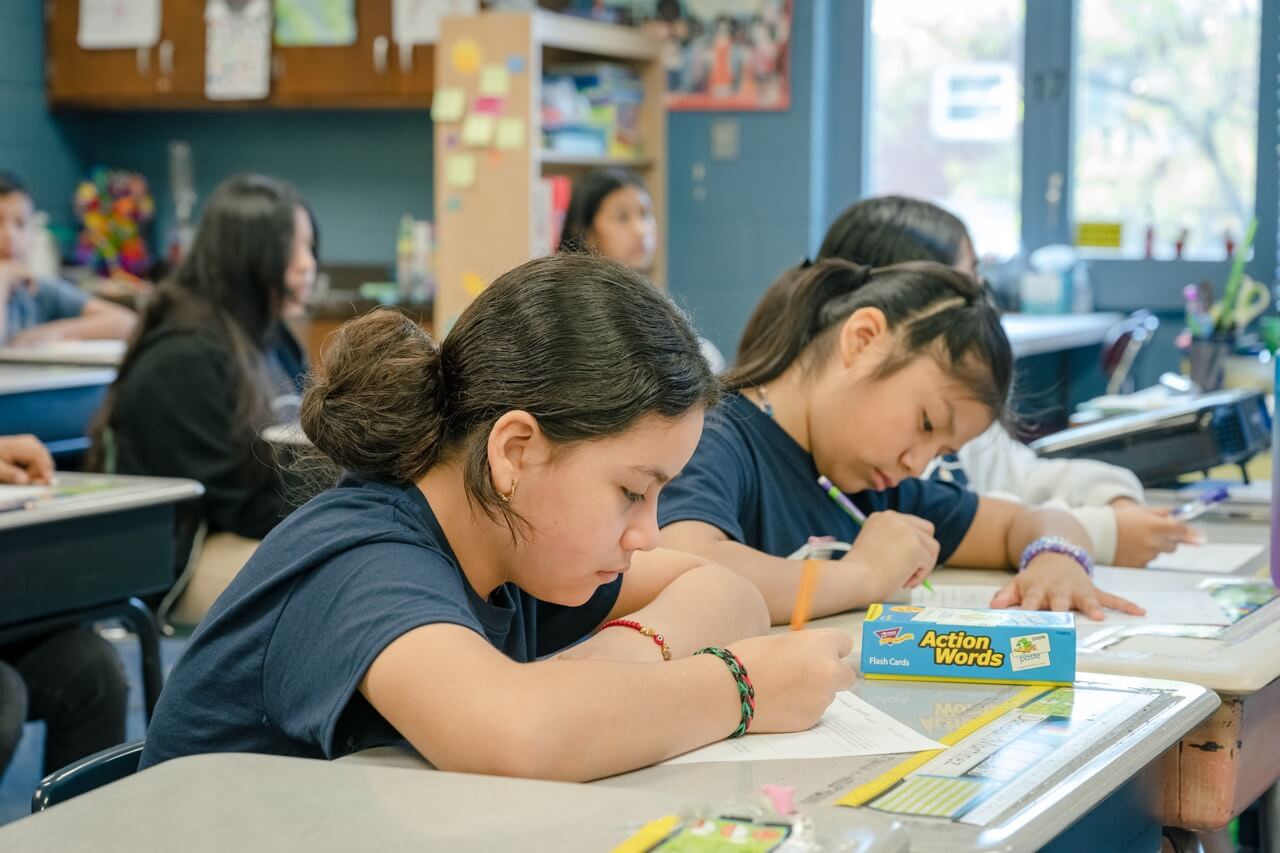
[607,0,791,111]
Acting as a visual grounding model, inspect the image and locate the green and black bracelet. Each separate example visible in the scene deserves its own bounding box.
[695,646,756,738]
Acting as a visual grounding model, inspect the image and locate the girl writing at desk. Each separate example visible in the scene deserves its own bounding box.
[140,255,851,779]
[657,258,1144,624]
[816,195,1196,568]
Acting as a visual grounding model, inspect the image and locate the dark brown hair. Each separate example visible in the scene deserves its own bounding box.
[729,258,1012,417]
[818,195,971,268]
[90,174,305,471]
[300,254,720,532]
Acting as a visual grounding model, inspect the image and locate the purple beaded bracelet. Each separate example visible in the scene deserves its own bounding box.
[1019,536,1094,577]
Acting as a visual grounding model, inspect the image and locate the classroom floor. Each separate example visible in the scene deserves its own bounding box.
[0,630,189,825]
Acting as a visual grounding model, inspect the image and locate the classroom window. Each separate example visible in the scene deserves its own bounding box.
[1072,0,1260,259]
[866,0,1025,259]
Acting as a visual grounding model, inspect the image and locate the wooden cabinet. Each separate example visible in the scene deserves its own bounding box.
[46,0,204,106]
[46,0,432,109]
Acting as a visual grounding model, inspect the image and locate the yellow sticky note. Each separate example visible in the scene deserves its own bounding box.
[462,114,496,147]
[495,117,526,150]
[430,88,466,123]
[452,39,482,75]
[445,154,476,189]
[478,64,510,97]
[462,271,487,298]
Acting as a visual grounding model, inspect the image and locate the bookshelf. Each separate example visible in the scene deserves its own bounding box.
[432,11,667,332]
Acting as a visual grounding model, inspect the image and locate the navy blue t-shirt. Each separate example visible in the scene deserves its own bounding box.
[140,477,621,769]
[658,393,979,561]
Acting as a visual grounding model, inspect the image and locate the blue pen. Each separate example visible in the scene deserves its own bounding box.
[817,475,935,592]
[1169,486,1231,522]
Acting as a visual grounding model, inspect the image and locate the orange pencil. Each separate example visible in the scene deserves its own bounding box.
[790,559,821,631]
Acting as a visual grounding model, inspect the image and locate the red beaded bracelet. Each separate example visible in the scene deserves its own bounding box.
[598,619,672,661]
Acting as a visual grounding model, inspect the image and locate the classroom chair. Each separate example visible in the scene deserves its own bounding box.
[30,739,144,813]
[1102,309,1160,395]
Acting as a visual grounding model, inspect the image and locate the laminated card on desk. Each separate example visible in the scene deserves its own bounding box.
[662,692,942,765]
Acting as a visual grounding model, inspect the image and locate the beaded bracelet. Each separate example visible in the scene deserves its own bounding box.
[1019,535,1094,577]
[695,647,756,738]
[598,619,672,661]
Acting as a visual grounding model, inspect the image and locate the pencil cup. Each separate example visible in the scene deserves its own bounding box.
[1188,338,1230,392]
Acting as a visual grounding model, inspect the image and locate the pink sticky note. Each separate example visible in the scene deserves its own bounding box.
[473,96,504,116]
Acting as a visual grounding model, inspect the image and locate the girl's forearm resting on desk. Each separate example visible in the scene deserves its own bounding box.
[361,623,744,782]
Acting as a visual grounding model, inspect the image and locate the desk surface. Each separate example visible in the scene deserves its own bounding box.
[0,340,125,367]
[1001,313,1123,358]
[0,472,203,532]
[348,673,1215,853]
[0,753,908,853]
[0,363,116,394]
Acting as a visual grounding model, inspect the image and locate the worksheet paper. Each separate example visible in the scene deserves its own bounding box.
[663,692,942,765]
[1146,543,1264,574]
[910,582,1231,626]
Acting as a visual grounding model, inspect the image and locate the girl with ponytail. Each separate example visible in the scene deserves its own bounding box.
[139,253,854,780]
[815,195,1196,568]
[658,258,1143,623]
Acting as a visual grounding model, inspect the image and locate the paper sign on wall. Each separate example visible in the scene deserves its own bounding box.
[205,0,272,101]
[431,88,466,122]
[393,0,479,45]
[461,114,496,147]
[495,117,526,150]
[274,0,357,46]
[78,0,162,49]
[445,154,476,188]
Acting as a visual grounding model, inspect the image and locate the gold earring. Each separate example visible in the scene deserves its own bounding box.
[500,479,518,503]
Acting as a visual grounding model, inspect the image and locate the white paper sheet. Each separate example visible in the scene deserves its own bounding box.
[392,0,479,45]
[77,0,161,49]
[663,691,943,765]
[205,0,272,101]
[912,582,1231,626]
[1146,543,1264,574]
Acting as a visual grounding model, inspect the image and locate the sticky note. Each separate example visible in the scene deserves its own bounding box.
[462,271,487,298]
[451,39,482,74]
[446,196,463,212]
[445,154,476,188]
[473,96,504,116]
[495,117,526,150]
[506,54,526,74]
[478,64,510,96]
[461,114,495,147]
[430,87,466,123]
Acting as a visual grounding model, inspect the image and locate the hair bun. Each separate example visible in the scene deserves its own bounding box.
[300,308,446,481]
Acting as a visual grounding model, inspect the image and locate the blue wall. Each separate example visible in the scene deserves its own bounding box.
[664,0,829,356]
[75,110,434,267]
[0,3,85,228]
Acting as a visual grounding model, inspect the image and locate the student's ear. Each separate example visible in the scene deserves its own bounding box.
[836,307,889,369]
[486,410,543,494]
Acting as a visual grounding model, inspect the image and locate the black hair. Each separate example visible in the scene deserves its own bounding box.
[557,168,650,256]
[0,171,30,199]
[301,253,721,535]
[818,195,971,269]
[90,174,307,469]
[730,258,1012,419]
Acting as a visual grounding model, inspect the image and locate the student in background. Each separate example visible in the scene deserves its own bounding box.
[139,255,852,778]
[658,259,1144,624]
[88,174,317,624]
[0,171,136,347]
[816,195,1195,567]
[559,167,726,372]
[0,434,127,781]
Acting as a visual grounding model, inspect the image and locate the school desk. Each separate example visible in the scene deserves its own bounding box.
[0,363,115,458]
[345,674,1215,853]
[0,340,125,366]
[895,549,1280,834]
[1000,312,1124,359]
[0,472,202,720]
[0,753,908,852]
